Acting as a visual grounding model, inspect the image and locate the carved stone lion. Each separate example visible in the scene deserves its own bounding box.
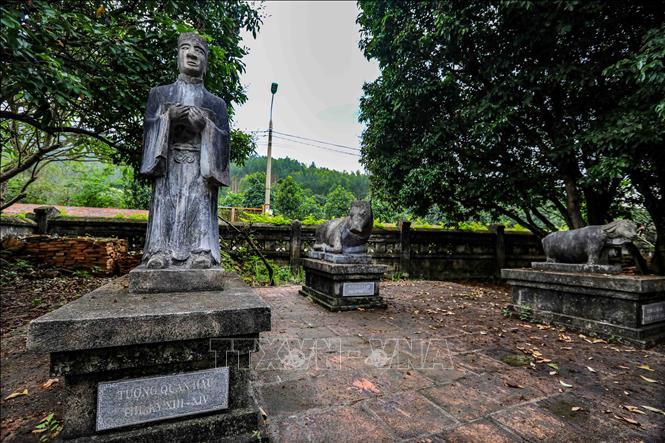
[313,201,373,254]
[542,220,638,265]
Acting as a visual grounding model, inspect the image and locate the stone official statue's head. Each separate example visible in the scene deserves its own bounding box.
[177,32,209,78]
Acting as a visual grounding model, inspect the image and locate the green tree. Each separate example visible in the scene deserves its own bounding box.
[230,156,369,200]
[273,175,323,220]
[219,190,245,207]
[323,185,356,219]
[240,172,266,208]
[588,25,665,272]
[273,176,304,219]
[69,163,125,208]
[357,1,663,269]
[0,0,261,209]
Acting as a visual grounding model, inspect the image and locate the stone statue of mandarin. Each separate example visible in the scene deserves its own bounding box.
[140,33,230,269]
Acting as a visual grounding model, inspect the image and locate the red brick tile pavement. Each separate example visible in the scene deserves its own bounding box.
[253,282,665,442]
[3,203,147,218]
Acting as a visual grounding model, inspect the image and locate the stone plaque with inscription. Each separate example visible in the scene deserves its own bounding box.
[642,302,665,325]
[343,282,375,297]
[96,367,229,431]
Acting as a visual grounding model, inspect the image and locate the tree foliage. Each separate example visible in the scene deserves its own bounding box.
[240,172,266,208]
[1,0,261,208]
[357,0,664,272]
[273,175,323,220]
[323,185,356,219]
[231,156,369,198]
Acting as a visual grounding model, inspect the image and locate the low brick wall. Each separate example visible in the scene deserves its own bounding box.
[15,235,130,274]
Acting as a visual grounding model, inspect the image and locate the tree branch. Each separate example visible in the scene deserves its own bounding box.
[530,205,558,232]
[0,111,119,150]
[0,142,62,182]
[0,163,39,211]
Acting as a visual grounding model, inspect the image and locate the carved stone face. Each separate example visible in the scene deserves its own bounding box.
[603,220,638,244]
[348,201,373,235]
[177,39,207,77]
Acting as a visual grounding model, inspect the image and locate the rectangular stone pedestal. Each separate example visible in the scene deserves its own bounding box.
[531,261,621,274]
[299,258,387,311]
[27,273,270,441]
[502,268,665,348]
[128,266,226,293]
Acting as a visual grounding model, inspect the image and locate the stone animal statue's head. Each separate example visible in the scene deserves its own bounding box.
[602,220,638,245]
[348,201,373,236]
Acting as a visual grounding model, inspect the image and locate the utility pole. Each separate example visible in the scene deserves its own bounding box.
[264,82,278,213]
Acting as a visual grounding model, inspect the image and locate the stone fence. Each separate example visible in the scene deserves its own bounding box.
[1,212,544,279]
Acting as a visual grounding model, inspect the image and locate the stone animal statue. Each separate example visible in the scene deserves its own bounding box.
[313,201,373,254]
[542,220,638,265]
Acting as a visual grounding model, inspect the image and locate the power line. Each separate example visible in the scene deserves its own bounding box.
[271,135,361,156]
[251,130,361,152]
[273,131,362,152]
[256,138,361,157]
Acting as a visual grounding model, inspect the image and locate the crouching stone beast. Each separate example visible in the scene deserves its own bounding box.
[313,201,373,254]
[542,220,638,265]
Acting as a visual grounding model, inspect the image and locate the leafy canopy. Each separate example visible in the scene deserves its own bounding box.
[357,0,663,239]
[0,0,261,189]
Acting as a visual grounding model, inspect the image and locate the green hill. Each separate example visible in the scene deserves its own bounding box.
[230,156,369,199]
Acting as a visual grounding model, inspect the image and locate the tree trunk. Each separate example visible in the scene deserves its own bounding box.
[563,174,586,229]
[584,184,615,226]
[631,173,665,275]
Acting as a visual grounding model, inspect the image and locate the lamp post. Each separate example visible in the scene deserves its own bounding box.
[264,82,278,213]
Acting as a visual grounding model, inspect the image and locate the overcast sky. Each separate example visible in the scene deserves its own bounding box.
[233,1,379,173]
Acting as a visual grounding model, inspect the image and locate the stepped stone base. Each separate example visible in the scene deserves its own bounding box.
[502,268,665,348]
[300,258,387,312]
[27,273,270,441]
[128,266,226,293]
[531,261,621,274]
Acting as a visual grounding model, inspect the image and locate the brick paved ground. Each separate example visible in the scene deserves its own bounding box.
[253,281,665,443]
[2,278,663,442]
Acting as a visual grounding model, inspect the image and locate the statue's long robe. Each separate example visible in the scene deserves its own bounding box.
[140,75,229,266]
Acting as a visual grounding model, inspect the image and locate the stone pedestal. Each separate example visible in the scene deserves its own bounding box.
[299,257,388,311]
[26,273,270,441]
[128,266,226,293]
[502,268,665,348]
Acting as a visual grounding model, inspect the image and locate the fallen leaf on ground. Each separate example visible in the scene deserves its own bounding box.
[639,375,658,383]
[549,371,557,376]
[547,362,559,371]
[559,380,573,388]
[505,381,524,389]
[571,406,582,411]
[42,378,59,389]
[614,414,640,426]
[637,364,655,372]
[559,333,572,342]
[587,366,597,373]
[641,405,665,416]
[622,405,646,415]
[591,338,607,344]
[352,378,380,394]
[4,389,28,400]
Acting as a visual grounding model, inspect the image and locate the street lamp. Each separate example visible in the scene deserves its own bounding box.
[264,82,278,213]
